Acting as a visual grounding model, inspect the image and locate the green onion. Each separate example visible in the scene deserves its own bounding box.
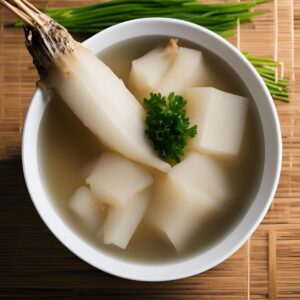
[244,53,289,102]
[16,0,267,37]
[15,0,288,101]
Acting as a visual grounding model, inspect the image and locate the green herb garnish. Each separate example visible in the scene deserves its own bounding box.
[144,92,197,164]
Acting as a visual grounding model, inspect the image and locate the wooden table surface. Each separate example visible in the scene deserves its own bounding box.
[0,0,300,299]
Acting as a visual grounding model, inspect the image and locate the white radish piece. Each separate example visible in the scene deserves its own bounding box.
[102,189,151,249]
[150,152,229,251]
[69,186,106,231]
[86,153,153,206]
[128,39,178,101]
[150,175,202,252]
[50,48,169,172]
[169,152,230,204]
[184,87,249,156]
[8,4,169,173]
[128,40,210,100]
[156,46,204,96]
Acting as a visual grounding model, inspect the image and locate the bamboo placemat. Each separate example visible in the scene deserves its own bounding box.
[0,0,299,299]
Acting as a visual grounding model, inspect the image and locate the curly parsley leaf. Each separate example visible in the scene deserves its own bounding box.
[144,92,197,164]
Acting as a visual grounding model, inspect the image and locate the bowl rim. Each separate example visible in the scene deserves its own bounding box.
[22,17,282,282]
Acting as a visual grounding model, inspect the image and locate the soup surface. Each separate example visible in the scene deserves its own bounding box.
[38,37,264,263]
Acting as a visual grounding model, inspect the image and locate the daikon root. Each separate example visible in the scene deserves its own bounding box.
[0,0,170,172]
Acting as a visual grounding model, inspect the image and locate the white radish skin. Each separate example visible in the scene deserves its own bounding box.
[128,42,177,101]
[50,46,170,172]
[102,189,151,249]
[185,87,249,156]
[86,152,153,206]
[156,47,204,96]
[69,186,106,231]
[150,152,230,252]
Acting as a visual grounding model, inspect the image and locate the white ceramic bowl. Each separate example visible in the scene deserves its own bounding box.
[22,18,281,281]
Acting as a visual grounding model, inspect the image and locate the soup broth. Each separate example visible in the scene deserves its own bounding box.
[38,37,264,263]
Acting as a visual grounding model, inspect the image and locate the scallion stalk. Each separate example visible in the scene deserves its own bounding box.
[13,0,289,102]
[243,53,289,102]
[16,0,267,38]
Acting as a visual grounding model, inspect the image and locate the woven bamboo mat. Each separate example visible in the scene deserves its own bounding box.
[0,0,299,299]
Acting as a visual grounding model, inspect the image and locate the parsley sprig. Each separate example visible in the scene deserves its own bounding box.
[144,92,197,164]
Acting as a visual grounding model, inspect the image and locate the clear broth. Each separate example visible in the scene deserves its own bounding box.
[38,37,264,263]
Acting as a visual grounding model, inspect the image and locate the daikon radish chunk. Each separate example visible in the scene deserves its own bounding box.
[69,186,106,231]
[51,48,170,172]
[102,189,151,249]
[156,47,204,96]
[150,175,203,252]
[185,87,249,156]
[86,153,153,206]
[169,152,230,204]
[150,152,229,251]
[128,39,178,101]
